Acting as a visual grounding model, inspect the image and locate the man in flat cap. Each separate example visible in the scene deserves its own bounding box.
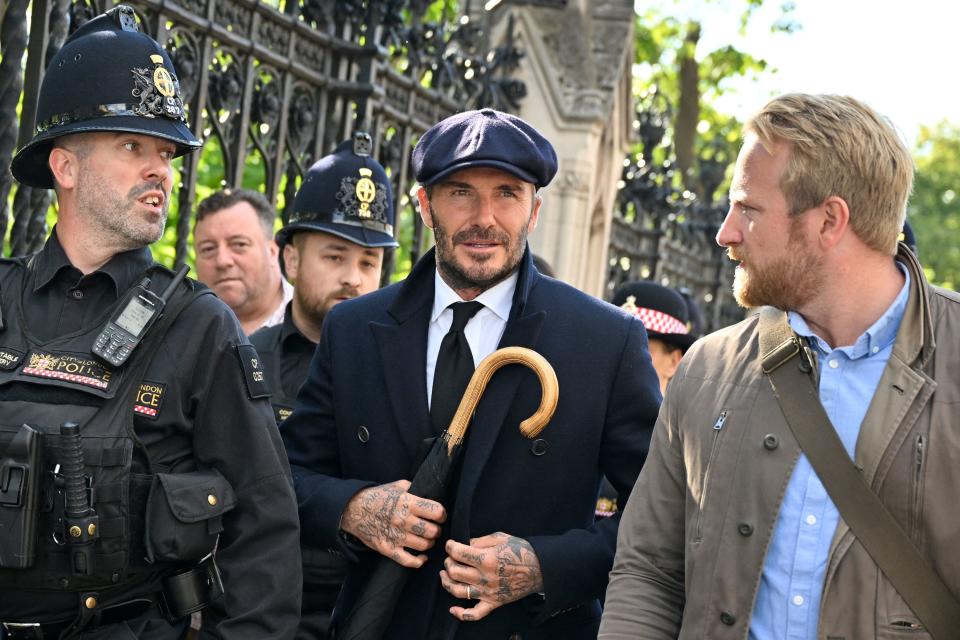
[283,108,661,639]
[0,6,300,638]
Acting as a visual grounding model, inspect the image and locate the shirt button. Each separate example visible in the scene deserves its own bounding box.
[828,359,839,369]
[71,289,84,299]
[872,346,880,354]
[806,514,817,525]
[793,594,805,606]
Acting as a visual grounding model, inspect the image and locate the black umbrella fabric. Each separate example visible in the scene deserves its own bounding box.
[335,346,559,640]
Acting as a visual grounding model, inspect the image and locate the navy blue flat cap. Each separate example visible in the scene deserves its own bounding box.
[413,108,558,189]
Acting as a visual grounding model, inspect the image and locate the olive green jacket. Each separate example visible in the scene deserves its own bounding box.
[599,246,960,640]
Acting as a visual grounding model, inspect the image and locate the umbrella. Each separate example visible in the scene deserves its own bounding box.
[335,346,559,640]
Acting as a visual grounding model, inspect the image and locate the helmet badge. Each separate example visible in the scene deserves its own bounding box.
[151,54,176,97]
[355,168,377,219]
[131,54,185,121]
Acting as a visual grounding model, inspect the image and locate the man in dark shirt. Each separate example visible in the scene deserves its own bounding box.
[0,6,301,638]
[249,133,396,637]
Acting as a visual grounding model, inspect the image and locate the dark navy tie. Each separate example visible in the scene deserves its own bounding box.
[431,301,484,435]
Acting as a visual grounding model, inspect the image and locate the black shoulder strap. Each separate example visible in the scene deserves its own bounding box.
[757,306,960,639]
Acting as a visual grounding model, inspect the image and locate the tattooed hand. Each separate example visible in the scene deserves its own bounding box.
[440,532,544,622]
[340,479,446,568]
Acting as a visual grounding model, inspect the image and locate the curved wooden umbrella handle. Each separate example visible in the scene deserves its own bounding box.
[445,346,559,452]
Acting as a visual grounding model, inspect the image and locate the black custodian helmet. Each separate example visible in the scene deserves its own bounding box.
[277,132,398,250]
[11,5,201,189]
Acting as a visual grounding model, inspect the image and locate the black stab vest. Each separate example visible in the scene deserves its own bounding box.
[0,260,202,604]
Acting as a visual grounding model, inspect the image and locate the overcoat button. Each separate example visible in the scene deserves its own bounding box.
[720,611,736,625]
[763,434,779,450]
[357,425,370,443]
[530,439,548,456]
[738,522,754,536]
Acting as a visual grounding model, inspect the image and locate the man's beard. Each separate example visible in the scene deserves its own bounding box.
[431,209,529,292]
[75,166,167,249]
[729,219,824,311]
[295,285,357,328]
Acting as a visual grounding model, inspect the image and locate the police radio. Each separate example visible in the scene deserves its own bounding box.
[93,264,189,367]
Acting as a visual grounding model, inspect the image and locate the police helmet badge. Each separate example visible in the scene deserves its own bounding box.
[333,168,389,227]
[132,54,186,120]
[355,168,377,219]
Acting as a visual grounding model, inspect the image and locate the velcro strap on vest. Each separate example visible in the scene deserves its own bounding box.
[98,516,126,539]
[92,482,124,504]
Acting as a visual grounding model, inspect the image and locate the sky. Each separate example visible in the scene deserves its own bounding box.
[644,0,960,147]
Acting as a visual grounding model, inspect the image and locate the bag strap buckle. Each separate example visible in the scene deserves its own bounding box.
[761,337,801,373]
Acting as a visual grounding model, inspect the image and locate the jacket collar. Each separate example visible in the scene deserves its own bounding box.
[31,226,153,295]
[892,242,935,368]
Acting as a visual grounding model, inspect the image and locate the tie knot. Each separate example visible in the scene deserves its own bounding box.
[449,301,484,332]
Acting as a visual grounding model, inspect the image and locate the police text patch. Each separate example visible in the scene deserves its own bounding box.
[236,345,270,400]
[134,381,166,419]
[274,405,294,425]
[21,351,113,390]
[0,347,24,371]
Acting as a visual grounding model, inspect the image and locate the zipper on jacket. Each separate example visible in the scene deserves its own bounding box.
[910,433,925,538]
[695,410,727,542]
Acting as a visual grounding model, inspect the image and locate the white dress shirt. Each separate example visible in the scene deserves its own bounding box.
[425,270,518,408]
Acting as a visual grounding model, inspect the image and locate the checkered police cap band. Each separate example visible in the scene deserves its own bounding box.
[630,306,689,336]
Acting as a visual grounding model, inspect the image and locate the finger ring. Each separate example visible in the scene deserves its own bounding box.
[466,585,476,600]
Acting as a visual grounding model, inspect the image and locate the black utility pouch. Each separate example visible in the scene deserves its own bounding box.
[144,470,236,564]
[0,424,43,568]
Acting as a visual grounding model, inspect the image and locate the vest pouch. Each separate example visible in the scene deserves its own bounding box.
[0,424,43,568]
[144,470,236,564]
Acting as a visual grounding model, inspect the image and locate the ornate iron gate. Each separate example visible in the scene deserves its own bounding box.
[606,104,744,333]
[0,0,526,283]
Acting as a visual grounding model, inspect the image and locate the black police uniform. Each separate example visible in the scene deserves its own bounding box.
[249,306,314,425]
[1,6,301,638]
[249,133,397,639]
[0,234,302,636]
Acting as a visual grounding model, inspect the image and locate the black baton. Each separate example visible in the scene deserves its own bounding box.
[60,421,100,575]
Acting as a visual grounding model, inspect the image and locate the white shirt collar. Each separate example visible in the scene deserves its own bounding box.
[431,268,518,323]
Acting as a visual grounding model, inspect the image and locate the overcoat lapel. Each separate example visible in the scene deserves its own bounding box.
[370,250,436,461]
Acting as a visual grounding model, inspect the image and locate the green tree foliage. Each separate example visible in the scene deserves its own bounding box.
[909,121,960,290]
[632,1,798,200]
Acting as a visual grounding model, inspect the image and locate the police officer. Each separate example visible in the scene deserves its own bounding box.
[249,133,396,637]
[0,6,301,638]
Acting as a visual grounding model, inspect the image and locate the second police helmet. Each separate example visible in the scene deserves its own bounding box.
[277,132,399,251]
[11,5,201,189]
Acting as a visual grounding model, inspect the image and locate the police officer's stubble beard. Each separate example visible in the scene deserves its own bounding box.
[75,163,168,249]
[293,282,358,330]
[428,202,530,293]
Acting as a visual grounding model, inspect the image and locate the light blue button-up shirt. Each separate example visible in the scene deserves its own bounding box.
[749,265,910,640]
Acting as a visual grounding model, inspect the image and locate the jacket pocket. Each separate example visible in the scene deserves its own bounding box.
[144,469,236,563]
[694,410,728,542]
